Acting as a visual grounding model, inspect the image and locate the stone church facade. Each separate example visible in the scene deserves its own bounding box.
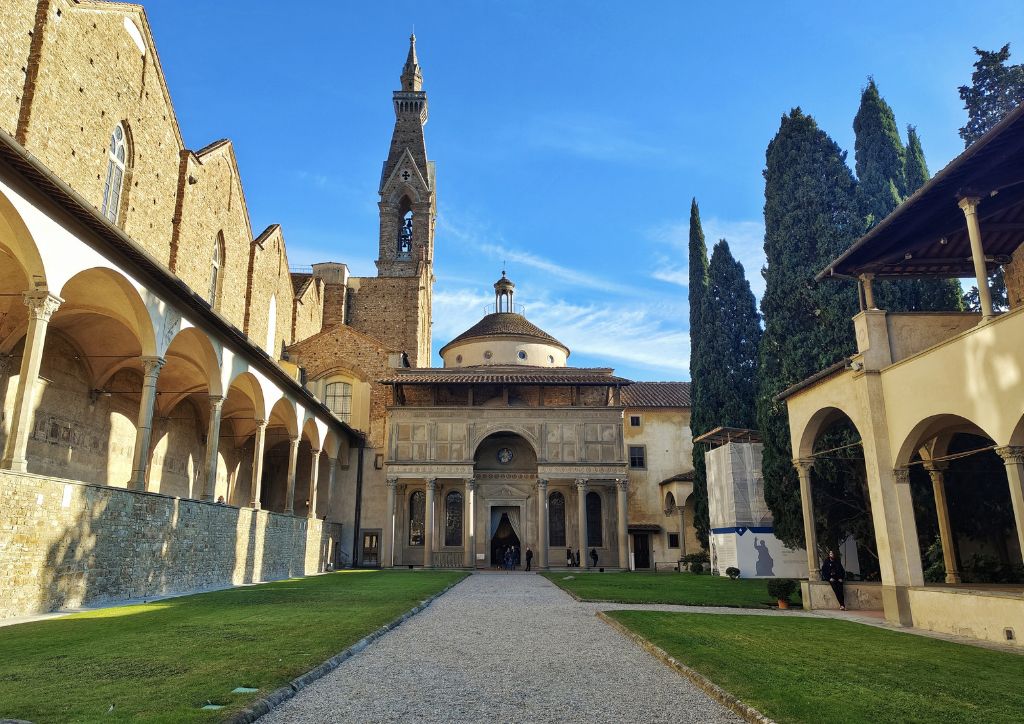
[0,2,695,618]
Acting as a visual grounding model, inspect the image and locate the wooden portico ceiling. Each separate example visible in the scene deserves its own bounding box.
[819,102,1024,279]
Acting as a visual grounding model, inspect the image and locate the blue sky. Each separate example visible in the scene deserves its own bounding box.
[144,1,1024,380]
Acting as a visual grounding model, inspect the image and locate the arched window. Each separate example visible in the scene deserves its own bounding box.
[207,233,225,305]
[586,491,603,547]
[397,198,413,258]
[409,490,425,546]
[549,491,566,547]
[325,381,352,423]
[101,123,127,223]
[444,490,463,546]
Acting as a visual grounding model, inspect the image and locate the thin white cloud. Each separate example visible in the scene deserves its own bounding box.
[648,216,766,297]
[520,113,667,163]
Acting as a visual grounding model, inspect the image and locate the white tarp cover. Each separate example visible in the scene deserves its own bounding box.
[706,442,772,529]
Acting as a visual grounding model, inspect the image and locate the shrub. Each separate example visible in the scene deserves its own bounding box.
[766,578,797,601]
[682,551,710,566]
[725,567,741,580]
[689,562,704,574]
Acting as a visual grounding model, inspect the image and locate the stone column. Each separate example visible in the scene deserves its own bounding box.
[307,449,321,519]
[575,478,589,568]
[324,456,338,520]
[995,446,1024,566]
[536,478,549,570]
[424,478,436,568]
[794,459,820,580]
[202,395,225,501]
[677,504,687,559]
[958,197,994,321]
[466,478,477,569]
[616,477,630,570]
[924,462,961,584]
[1,291,61,472]
[128,356,166,490]
[284,436,300,514]
[248,419,267,509]
[384,477,398,568]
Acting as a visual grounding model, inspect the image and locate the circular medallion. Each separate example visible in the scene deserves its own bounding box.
[497,447,514,464]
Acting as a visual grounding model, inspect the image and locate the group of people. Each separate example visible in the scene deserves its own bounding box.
[495,545,535,572]
[565,548,600,568]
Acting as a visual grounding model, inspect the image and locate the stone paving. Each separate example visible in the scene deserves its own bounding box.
[259,572,743,723]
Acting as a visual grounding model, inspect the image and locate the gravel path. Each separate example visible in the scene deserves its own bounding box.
[259,573,742,723]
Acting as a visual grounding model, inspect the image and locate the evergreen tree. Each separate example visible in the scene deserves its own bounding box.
[756,109,861,548]
[687,199,712,546]
[904,125,929,194]
[697,240,761,431]
[958,45,1022,307]
[959,44,1024,147]
[853,80,962,312]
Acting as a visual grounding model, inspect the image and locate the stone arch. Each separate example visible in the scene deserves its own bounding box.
[159,326,223,411]
[665,491,677,512]
[795,405,865,460]
[219,371,266,506]
[470,425,540,460]
[0,186,46,291]
[894,413,996,468]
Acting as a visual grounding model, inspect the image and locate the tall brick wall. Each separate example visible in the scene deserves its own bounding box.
[0,470,341,619]
[347,271,431,367]
[1005,242,1024,310]
[321,282,347,329]
[0,0,36,135]
[244,226,295,355]
[17,1,182,265]
[291,277,325,345]
[170,144,254,330]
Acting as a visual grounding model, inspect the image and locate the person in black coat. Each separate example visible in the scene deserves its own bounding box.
[820,550,846,610]
[589,548,599,568]
[525,546,533,571]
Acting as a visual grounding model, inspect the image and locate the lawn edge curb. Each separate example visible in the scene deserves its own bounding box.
[222,574,467,724]
[596,611,775,724]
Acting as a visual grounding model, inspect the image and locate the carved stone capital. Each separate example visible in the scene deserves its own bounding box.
[575,477,589,491]
[615,477,629,492]
[253,418,268,430]
[289,436,301,447]
[995,446,1024,466]
[957,196,981,215]
[892,467,911,485]
[23,291,62,321]
[466,477,476,491]
[386,477,399,490]
[425,478,437,491]
[792,458,815,476]
[922,460,949,474]
[536,478,548,491]
[208,394,226,411]
[140,355,165,379]
[310,449,321,461]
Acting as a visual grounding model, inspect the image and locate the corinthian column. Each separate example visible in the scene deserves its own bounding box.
[424,478,437,568]
[466,478,477,569]
[202,394,225,501]
[995,446,1024,567]
[576,478,589,568]
[794,459,819,580]
[616,477,629,569]
[536,478,549,570]
[128,355,165,490]
[249,419,267,509]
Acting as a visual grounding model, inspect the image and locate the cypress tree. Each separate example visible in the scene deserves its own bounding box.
[959,44,1024,147]
[697,240,761,431]
[756,109,861,548]
[687,198,712,547]
[904,125,929,194]
[853,80,962,312]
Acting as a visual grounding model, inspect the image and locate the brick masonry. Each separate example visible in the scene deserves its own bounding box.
[0,469,341,619]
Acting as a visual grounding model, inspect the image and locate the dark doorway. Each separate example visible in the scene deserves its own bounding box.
[634,533,651,569]
[490,513,521,567]
[360,530,380,568]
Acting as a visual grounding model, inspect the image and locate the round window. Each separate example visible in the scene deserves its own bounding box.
[547,355,554,364]
[455,354,463,364]
[483,350,493,360]
[518,350,527,360]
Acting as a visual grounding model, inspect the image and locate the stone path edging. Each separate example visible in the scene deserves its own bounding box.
[596,611,775,724]
[222,576,467,724]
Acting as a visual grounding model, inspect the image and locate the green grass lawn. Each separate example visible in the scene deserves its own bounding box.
[541,571,795,608]
[609,611,1024,723]
[0,570,465,724]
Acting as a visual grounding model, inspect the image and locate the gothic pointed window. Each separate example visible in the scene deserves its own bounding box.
[101,123,128,223]
[409,490,425,546]
[444,490,463,546]
[586,491,603,547]
[549,491,566,547]
[397,209,413,259]
[325,381,352,423]
[208,232,225,306]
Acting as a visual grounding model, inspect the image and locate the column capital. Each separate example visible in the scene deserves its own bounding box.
[253,418,267,429]
[386,477,399,490]
[425,478,437,491]
[575,477,588,490]
[289,436,301,447]
[466,477,477,491]
[23,290,62,321]
[140,356,165,377]
[615,477,629,492]
[311,448,321,459]
[893,467,911,485]
[327,455,338,469]
[995,445,1024,466]
[536,478,548,491]
[208,394,226,409]
[792,458,815,475]
[957,195,981,214]
[922,460,949,474]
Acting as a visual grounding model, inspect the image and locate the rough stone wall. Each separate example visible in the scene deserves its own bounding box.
[1004,243,1024,310]
[0,469,341,619]
[17,1,182,265]
[321,282,348,329]
[0,0,36,135]
[347,272,431,367]
[170,145,253,329]
[291,277,324,345]
[287,324,394,448]
[244,226,295,355]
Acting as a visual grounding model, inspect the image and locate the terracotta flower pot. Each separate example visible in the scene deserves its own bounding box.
[777,599,790,610]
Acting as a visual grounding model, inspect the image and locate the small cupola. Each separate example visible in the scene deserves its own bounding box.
[493,270,516,313]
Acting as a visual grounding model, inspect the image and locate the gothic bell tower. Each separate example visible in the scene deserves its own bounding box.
[376,34,436,278]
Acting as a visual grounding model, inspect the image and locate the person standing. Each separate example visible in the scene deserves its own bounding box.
[525,546,533,571]
[821,550,846,610]
[566,548,574,567]
[589,548,599,568]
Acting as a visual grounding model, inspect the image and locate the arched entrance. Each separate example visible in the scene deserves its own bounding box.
[473,431,537,568]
